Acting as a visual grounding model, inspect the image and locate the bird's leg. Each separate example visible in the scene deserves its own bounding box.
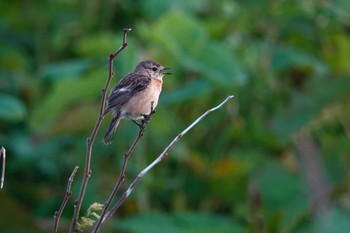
[132,101,156,133]
[142,101,156,124]
[131,120,142,128]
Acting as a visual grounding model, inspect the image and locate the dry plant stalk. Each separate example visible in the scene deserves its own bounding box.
[52,166,79,233]
[93,95,234,232]
[68,28,131,233]
[54,27,234,233]
[0,146,6,189]
[92,103,156,232]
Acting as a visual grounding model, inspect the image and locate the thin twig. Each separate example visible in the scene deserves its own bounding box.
[92,102,156,233]
[103,95,234,222]
[52,166,79,233]
[0,147,6,189]
[68,28,131,233]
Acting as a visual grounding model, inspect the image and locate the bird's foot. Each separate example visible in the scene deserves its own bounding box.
[142,101,156,124]
[132,101,156,133]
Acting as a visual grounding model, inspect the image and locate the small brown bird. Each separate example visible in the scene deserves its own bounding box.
[102,60,171,144]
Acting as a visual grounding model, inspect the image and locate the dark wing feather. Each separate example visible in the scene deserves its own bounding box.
[104,73,151,115]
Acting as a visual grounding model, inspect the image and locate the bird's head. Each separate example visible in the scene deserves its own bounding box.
[135,60,171,79]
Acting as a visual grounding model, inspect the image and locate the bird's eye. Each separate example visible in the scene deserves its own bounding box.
[152,67,157,71]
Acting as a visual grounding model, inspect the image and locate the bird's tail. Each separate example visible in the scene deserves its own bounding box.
[102,112,121,144]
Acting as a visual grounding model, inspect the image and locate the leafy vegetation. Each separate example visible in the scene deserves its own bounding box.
[1,0,350,232]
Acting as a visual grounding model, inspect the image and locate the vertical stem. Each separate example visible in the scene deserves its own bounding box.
[52,166,79,233]
[68,28,131,233]
[92,104,155,233]
[91,129,144,233]
[0,147,6,189]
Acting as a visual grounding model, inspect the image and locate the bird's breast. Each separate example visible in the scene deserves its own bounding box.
[122,78,163,119]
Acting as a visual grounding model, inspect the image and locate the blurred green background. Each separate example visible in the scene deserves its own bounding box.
[1,0,350,232]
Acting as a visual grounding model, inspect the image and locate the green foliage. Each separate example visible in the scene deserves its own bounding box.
[1,0,350,232]
[0,94,26,123]
[29,69,105,132]
[115,212,243,233]
[140,11,247,87]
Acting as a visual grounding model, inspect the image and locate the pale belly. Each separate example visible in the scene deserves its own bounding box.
[121,79,162,120]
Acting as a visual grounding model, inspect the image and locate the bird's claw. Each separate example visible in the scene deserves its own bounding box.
[142,101,156,124]
[132,101,156,132]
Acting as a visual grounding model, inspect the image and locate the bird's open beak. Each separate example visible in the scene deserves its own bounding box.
[162,67,172,75]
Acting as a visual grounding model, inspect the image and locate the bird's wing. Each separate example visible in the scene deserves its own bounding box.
[104,73,151,115]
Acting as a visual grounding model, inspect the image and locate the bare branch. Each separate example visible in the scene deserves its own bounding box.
[68,28,131,233]
[52,166,79,233]
[92,102,156,233]
[0,147,6,189]
[103,95,234,222]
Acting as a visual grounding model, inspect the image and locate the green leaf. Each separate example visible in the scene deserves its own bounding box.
[140,11,247,87]
[0,46,29,72]
[50,103,98,135]
[272,77,350,137]
[29,70,105,131]
[115,212,243,233]
[271,46,329,75]
[257,163,309,232]
[303,209,350,233]
[147,11,208,54]
[141,0,209,19]
[40,59,93,82]
[74,32,120,57]
[161,80,211,104]
[0,94,26,123]
[327,34,350,73]
[185,42,247,86]
[257,164,306,210]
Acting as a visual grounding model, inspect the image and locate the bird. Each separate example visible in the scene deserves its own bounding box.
[102,60,171,144]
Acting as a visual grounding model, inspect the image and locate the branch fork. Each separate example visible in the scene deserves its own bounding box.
[98,95,234,228]
[53,27,234,233]
[67,28,131,233]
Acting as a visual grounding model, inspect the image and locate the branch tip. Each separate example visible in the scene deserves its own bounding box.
[103,95,234,221]
[68,27,131,233]
[52,166,80,233]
